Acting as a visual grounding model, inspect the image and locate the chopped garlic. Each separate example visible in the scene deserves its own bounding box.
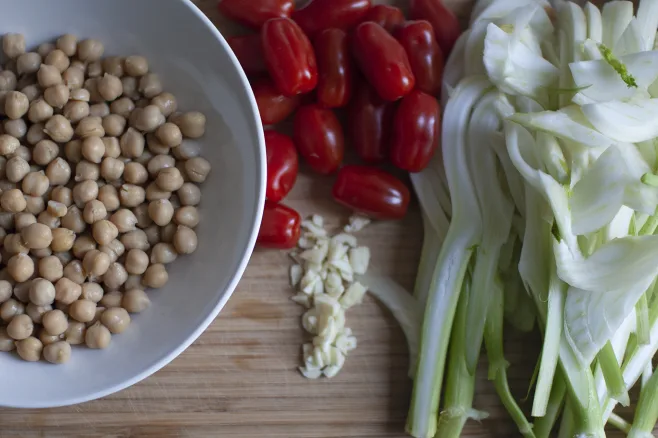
[290,214,371,379]
[344,215,370,233]
[349,247,370,275]
[340,282,367,309]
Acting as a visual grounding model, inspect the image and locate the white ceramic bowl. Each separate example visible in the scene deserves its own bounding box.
[0,0,265,408]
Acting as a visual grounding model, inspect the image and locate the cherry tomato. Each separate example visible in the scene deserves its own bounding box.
[262,18,318,96]
[332,165,410,219]
[390,90,440,172]
[227,34,267,76]
[252,78,301,125]
[218,0,294,29]
[395,21,444,96]
[351,22,415,101]
[258,201,301,249]
[347,80,395,163]
[409,0,461,56]
[314,29,353,108]
[361,5,405,33]
[293,104,344,175]
[265,131,298,202]
[292,0,371,36]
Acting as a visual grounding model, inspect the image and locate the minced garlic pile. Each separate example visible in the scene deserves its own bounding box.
[289,215,371,379]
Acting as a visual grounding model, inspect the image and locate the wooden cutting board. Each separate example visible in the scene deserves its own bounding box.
[0,1,628,437]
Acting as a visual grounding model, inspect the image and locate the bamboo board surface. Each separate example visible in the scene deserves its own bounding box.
[0,0,630,437]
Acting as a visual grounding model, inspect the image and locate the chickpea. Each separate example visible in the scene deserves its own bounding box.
[77,39,104,62]
[82,249,110,278]
[5,91,28,119]
[35,42,54,58]
[101,114,126,138]
[82,199,107,224]
[44,49,69,73]
[100,307,130,334]
[5,233,29,254]
[121,229,150,251]
[132,203,153,228]
[37,64,62,88]
[16,52,42,76]
[103,262,127,290]
[144,224,160,246]
[173,226,198,255]
[145,132,170,155]
[130,105,164,133]
[142,263,168,289]
[119,184,146,207]
[172,111,206,138]
[185,157,212,184]
[38,255,63,282]
[44,84,69,109]
[63,66,85,90]
[56,34,77,57]
[75,160,100,182]
[31,247,53,259]
[43,340,71,364]
[81,282,104,303]
[21,84,42,103]
[16,337,42,362]
[45,158,72,186]
[151,92,177,117]
[148,199,174,226]
[69,299,96,323]
[14,212,36,231]
[0,327,15,351]
[61,206,85,233]
[102,136,121,158]
[109,209,137,233]
[147,154,175,177]
[70,88,89,103]
[11,147,31,164]
[91,219,118,246]
[32,139,59,166]
[145,181,171,202]
[0,134,19,156]
[47,201,67,218]
[121,163,146,185]
[26,302,51,324]
[124,275,142,291]
[76,116,104,138]
[97,74,122,102]
[44,115,74,143]
[26,123,46,145]
[0,188,25,212]
[157,168,185,193]
[5,119,27,141]
[3,33,25,59]
[61,100,89,123]
[122,55,148,77]
[172,140,200,160]
[110,96,134,118]
[81,136,105,164]
[119,127,145,158]
[26,99,53,124]
[54,277,81,304]
[71,235,96,259]
[160,222,177,243]
[174,206,200,228]
[98,184,120,212]
[177,183,201,207]
[0,280,12,303]
[125,249,149,275]
[37,210,59,229]
[40,310,68,338]
[7,313,33,340]
[99,239,124,263]
[0,71,17,92]
[72,180,98,208]
[64,320,85,345]
[87,61,103,78]
[85,321,110,349]
[122,288,150,313]
[154,122,182,148]
[22,171,49,196]
[28,278,55,306]
[100,157,124,182]
[51,186,72,206]
[136,72,162,98]
[0,299,25,322]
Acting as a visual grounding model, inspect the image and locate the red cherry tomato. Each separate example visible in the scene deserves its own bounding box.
[390,90,440,172]
[361,5,405,33]
[293,104,344,175]
[262,18,318,96]
[395,21,445,96]
[227,34,267,76]
[332,166,410,219]
[258,201,301,249]
[265,131,298,202]
[292,0,371,36]
[351,22,415,101]
[347,81,395,163]
[409,0,461,56]
[218,0,294,29]
[252,78,301,125]
[314,29,353,108]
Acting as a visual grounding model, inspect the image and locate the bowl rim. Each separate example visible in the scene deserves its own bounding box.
[6,0,266,409]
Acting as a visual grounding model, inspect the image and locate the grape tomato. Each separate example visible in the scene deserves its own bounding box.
[265,131,298,203]
[258,201,301,249]
[218,0,294,29]
[361,5,405,33]
[408,0,461,56]
[227,34,267,76]
[395,20,444,96]
[293,104,344,175]
[314,28,353,108]
[252,78,301,125]
[292,0,372,36]
[347,81,395,163]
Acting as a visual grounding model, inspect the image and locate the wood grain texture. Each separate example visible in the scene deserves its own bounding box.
[0,1,629,437]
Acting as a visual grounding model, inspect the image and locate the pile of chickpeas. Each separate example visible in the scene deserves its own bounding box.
[0,33,211,364]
